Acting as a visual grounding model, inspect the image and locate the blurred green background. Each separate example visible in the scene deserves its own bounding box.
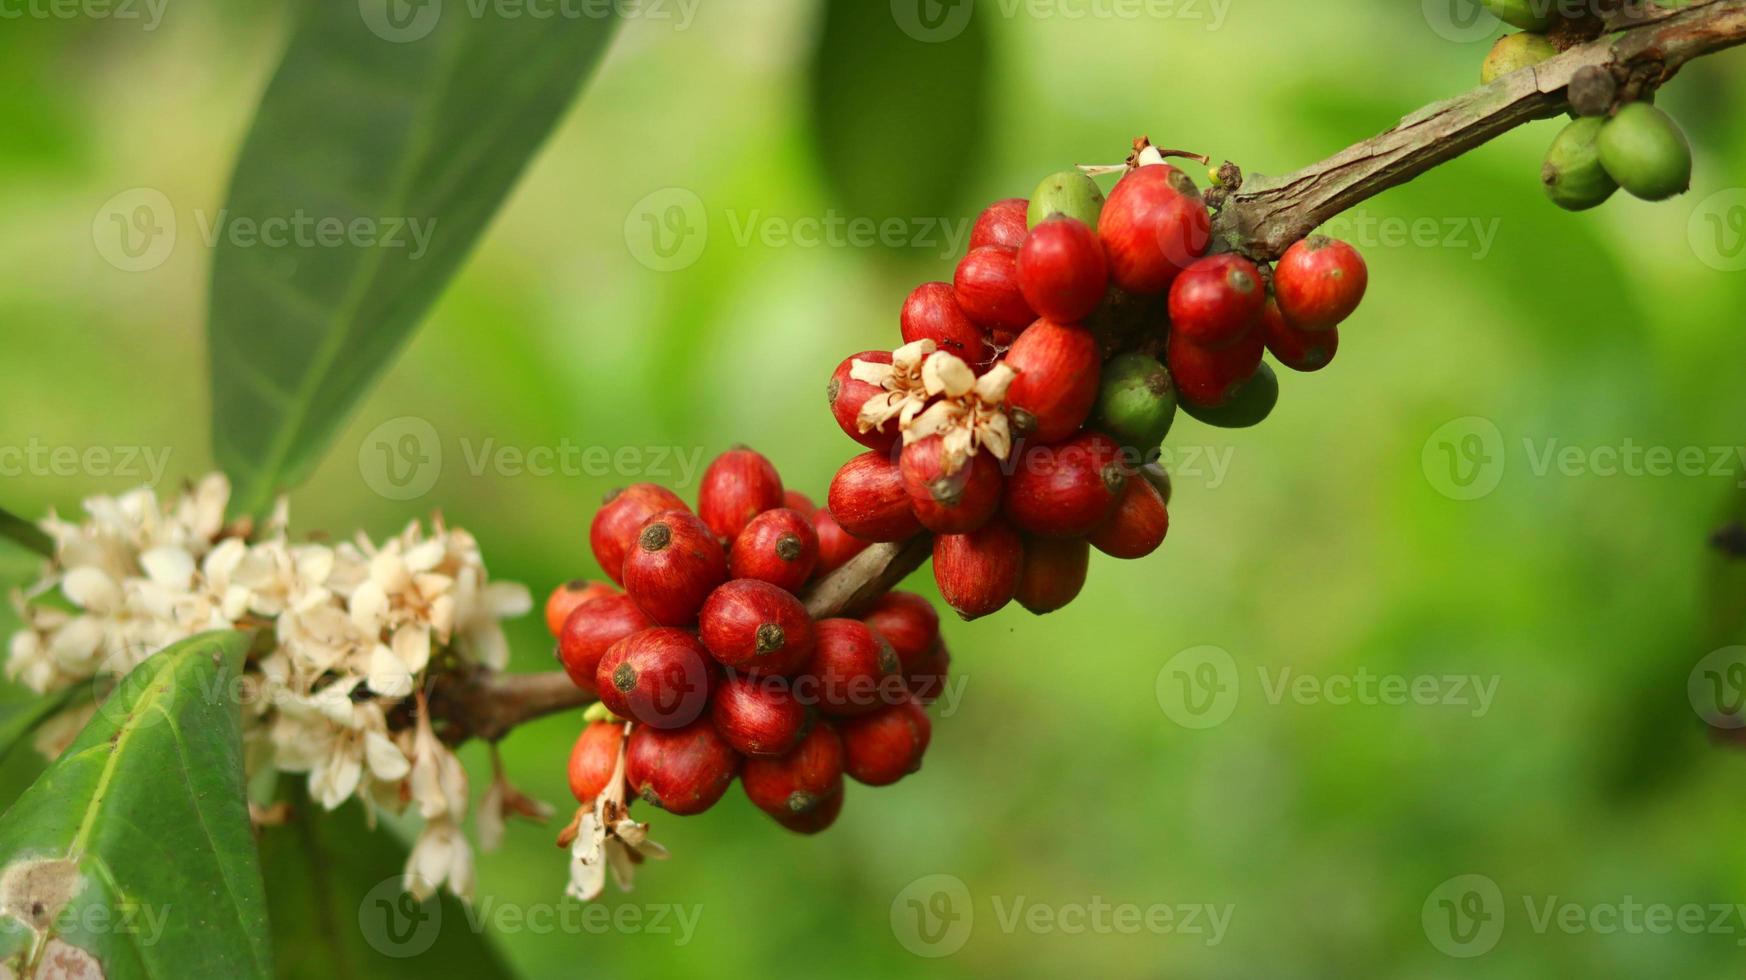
[5,0,1746,976]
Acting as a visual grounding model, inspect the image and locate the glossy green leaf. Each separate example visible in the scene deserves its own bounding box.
[0,630,269,979]
[209,5,621,515]
[0,507,50,559]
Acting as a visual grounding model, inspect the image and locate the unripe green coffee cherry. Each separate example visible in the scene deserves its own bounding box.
[1481,33,1556,85]
[1181,362,1278,430]
[1096,353,1177,449]
[1027,170,1105,229]
[1482,0,1553,31]
[1597,102,1693,201]
[1542,117,1618,211]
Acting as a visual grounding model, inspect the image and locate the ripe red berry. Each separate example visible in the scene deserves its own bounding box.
[728,507,819,593]
[590,484,689,586]
[828,351,900,453]
[861,591,940,674]
[1098,165,1210,295]
[933,519,1024,620]
[1014,535,1090,614]
[698,447,784,542]
[770,786,843,835]
[1166,329,1264,409]
[568,720,626,803]
[698,579,815,677]
[1168,254,1265,349]
[783,489,817,518]
[1002,318,1102,443]
[813,506,871,576]
[840,697,932,787]
[1273,235,1368,331]
[899,437,1004,535]
[622,510,728,626]
[953,245,1035,334]
[907,638,951,706]
[827,450,923,543]
[968,197,1029,251]
[1086,477,1169,559]
[742,722,845,822]
[595,627,717,729]
[1017,215,1109,324]
[624,719,740,816]
[1002,431,1132,537]
[557,593,652,693]
[800,618,903,717]
[901,282,990,365]
[710,674,808,757]
[544,578,614,637]
[1260,296,1339,372]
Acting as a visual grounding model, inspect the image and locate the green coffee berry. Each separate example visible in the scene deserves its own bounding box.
[1096,353,1177,450]
[1482,0,1554,31]
[1027,170,1106,229]
[1597,102,1693,201]
[1543,117,1618,212]
[1181,363,1278,430]
[1481,33,1557,85]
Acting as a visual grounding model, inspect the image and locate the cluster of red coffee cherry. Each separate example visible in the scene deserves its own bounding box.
[824,141,1368,620]
[544,448,947,833]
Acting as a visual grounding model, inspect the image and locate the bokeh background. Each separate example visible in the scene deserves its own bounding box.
[5,0,1746,976]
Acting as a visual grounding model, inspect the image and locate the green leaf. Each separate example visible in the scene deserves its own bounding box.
[0,630,269,980]
[208,6,621,515]
[0,507,50,559]
[807,0,990,224]
[258,782,512,980]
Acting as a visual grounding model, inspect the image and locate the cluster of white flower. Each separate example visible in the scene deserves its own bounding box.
[5,474,531,902]
[852,338,1016,476]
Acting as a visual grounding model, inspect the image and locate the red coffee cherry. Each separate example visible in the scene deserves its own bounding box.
[783,489,817,518]
[742,722,845,823]
[710,674,808,757]
[624,719,741,816]
[595,627,717,729]
[1260,296,1339,372]
[1017,215,1109,324]
[590,484,689,586]
[907,638,951,706]
[813,506,871,576]
[953,245,1035,335]
[1166,329,1264,409]
[770,786,843,835]
[622,510,728,626]
[1098,164,1210,295]
[1273,235,1367,331]
[933,519,1024,620]
[968,197,1029,251]
[840,697,932,787]
[827,451,923,543]
[899,437,1004,534]
[568,721,627,803]
[544,578,614,637]
[1002,431,1131,537]
[901,282,990,365]
[800,618,903,717]
[728,508,819,594]
[1168,253,1265,349]
[1087,477,1169,559]
[557,594,652,693]
[1014,535,1090,614]
[1003,318,1102,443]
[699,447,784,542]
[828,351,900,453]
[861,591,940,674]
[698,579,816,677]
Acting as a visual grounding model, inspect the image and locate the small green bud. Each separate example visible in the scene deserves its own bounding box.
[1027,170,1106,229]
[1597,102,1693,201]
[1481,33,1557,85]
[1481,0,1553,31]
[1180,363,1278,430]
[1542,117,1618,212]
[1096,353,1177,450]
